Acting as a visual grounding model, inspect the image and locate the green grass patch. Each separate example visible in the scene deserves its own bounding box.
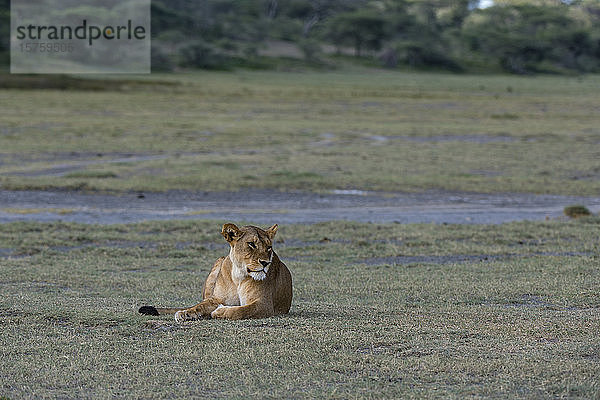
[1,70,599,195]
[1,219,599,398]
[63,170,119,179]
[490,112,520,120]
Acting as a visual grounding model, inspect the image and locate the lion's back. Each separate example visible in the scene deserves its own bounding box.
[273,258,293,315]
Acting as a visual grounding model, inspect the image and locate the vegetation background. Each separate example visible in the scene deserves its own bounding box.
[1,0,600,74]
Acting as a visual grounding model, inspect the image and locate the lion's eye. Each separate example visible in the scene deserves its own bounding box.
[247,242,257,250]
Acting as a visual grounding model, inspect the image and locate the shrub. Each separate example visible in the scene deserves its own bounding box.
[564,205,592,218]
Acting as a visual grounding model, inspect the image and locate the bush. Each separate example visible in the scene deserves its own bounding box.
[151,44,175,72]
[386,41,463,71]
[462,4,599,74]
[298,38,322,63]
[179,40,230,70]
[564,205,592,218]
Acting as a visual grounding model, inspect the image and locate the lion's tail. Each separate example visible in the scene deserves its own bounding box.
[138,305,187,316]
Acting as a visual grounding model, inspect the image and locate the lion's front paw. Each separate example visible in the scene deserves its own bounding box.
[174,310,197,323]
[174,310,186,322]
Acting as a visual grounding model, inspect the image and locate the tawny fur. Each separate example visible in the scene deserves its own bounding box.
[139,223,292,321]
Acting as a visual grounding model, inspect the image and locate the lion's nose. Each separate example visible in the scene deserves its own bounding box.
[259,260,270,268]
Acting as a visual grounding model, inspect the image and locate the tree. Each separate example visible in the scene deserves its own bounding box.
[0,0,9,53]
[325,9,389,56]
[462,4,598,73]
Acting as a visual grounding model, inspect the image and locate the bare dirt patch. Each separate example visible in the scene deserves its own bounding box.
[0,189,598,225]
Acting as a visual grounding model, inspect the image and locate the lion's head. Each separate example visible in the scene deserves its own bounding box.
[222,223,278,281]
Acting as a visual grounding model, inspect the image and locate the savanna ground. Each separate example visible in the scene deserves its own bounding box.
[1,70,600,194]
[1,219,599,399]
[1,70,599,399]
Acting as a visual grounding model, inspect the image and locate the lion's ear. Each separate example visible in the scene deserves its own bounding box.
[222,223,242,243]
[265,224,278,239]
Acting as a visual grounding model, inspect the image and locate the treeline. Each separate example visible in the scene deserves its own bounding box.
[152,0,600,73]
[1,0,600,74]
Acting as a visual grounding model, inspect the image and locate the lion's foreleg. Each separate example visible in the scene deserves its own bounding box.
[210,301,273,320]
[174,298,222,322]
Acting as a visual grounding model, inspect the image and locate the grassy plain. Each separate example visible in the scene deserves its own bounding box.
[1,70,599,195]
[1,218,599,399]
[1,70,599,398]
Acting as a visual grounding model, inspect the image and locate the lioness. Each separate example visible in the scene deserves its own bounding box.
[138,223,292,321]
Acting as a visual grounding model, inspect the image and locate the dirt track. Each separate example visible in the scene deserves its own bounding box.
[1,189,599,225]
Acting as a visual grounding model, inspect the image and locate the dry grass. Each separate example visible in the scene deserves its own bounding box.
[1,219,599,398]
[1,70,599,195]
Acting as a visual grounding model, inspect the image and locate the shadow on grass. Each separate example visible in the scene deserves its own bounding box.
[0,74,179,91]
